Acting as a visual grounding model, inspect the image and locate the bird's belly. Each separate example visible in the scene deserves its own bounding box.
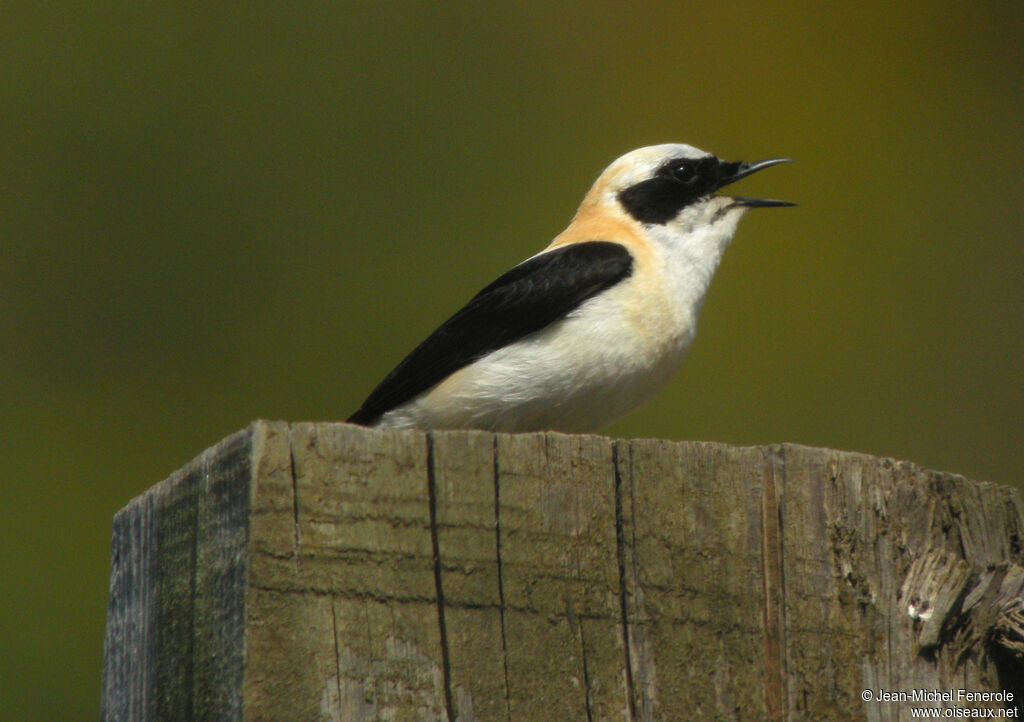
[392,294,694,432]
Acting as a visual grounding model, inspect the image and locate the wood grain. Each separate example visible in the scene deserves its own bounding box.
[101,422,1024,721]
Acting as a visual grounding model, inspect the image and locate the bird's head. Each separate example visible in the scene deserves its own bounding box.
[579,143,793,251]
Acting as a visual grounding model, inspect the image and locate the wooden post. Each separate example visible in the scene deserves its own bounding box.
[101,422,1024,721]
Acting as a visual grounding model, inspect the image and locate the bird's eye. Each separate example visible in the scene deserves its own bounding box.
[670,162,697,185]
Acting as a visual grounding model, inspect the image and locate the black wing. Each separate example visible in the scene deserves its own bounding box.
[347,241,634,425]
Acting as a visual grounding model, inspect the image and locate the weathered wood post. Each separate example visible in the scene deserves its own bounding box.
[101,421,1024,721]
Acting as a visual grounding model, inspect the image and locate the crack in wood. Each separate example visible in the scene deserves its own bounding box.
[613,441,638,722]
[426,433,455,721]
[761,446,788,722]
[288,424,302,567]
[246,581,638,616]
[330,595,342,713]
[577,603,595,722]
[492,436,513,722]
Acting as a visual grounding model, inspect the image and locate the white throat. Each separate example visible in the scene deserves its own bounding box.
[647,205,746,316]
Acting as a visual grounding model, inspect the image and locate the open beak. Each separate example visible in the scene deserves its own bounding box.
[716,157,795,208]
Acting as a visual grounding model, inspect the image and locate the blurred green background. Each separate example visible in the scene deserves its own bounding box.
[2,1,1022,717]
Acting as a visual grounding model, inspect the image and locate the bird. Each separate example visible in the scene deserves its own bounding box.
[347,143,793,433]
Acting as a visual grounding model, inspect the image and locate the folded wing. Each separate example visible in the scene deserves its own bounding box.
[347,241,634,425]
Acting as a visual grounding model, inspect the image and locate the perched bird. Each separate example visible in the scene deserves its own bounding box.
[348,143,793,432]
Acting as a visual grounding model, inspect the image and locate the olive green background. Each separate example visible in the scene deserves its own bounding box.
[2,2,1022,718]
